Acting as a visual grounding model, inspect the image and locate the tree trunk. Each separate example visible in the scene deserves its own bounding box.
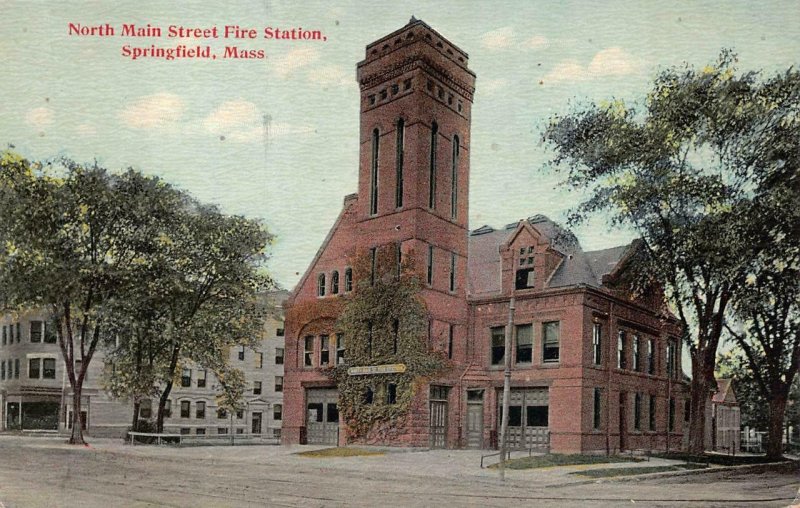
[69,386,85,445]
[131,400,140,433]
[687,369,711,454]
[766,392,787,460]
[156,380,174,434]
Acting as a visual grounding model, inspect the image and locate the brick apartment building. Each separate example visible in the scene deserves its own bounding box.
[0,290,287,439]
[282,18,689,453]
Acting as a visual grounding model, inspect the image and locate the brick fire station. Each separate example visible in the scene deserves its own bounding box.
[282,18,688,453]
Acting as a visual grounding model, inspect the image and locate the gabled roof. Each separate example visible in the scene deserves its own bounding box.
[712,378,737,404]
[467,215,633,297]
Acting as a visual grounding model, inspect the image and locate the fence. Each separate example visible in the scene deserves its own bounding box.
[128,431,280,447]
[480,430,550,468]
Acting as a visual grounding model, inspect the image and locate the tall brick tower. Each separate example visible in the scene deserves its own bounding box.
[355,17,475,363]
[282,19,476,449]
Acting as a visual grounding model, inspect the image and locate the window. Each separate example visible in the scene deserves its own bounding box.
[363,386,374,405]
[275,347,284,365]
[647,338,655,374]
[1,361,5,380]
[317,273,326,297]
[196,401,206,419]
[218,427,228,434]
[236,427,244,434]
[515,268,535,290]
[44,321,56,343]
[386,383,397,404]
[344,268,353,292]
[617,331,626,369]
[370,247,377,286]
[304,336,313,366]
[181,368,191,387]
[515,324,533,364]
[592,323,602,365]
[392,320,399,355]
[429,121,438,209]
[327,403,339,423]
[275,376,283,392]
[255,352,263,369]
[684,399,691,424]
[164,400,172,418]
[490,326,505,365]
[253,381,262,395]
[238,346,245,361]
[28,358,40,379]
[43,358,55,379]
[395,242,402,279]
[370,128,379,215]
[273,404,282,421]
[426,245,434,286]
[218,408,227,419]
[30,321,42,343]
[196,428,206,435]
[448,324,454,360]
[395,118,404,208]
[667,339,677,378]
[2,325,5,345]
[197,370,207,388]
[180,428,190,435]
[14,358,19,378]
[331,271,339,295]
[180,401,190,418]
[140,399,152,419]
[632,335,641,372]
[593,388,602,430]
[320,335,330,366]
[449,252,456,292]
[276,326,285,337]
[336,334,345,365]
[508,406,522,427]
[649,395,657,431]
[236,409,244,419]
[634,393,642,431]
[542,321,560,363]
[16,323,20,342]
[451,134,459,219]
[527,405,549,427]
[75,358,84,381]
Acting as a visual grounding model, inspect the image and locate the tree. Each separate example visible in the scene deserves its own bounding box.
[0,153,184,444]
[543,52,798,453]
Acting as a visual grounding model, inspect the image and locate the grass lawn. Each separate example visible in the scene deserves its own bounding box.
[490,454,643,470]
[295,447,384,458]
[571,463,707,478]
[651,452,791,466]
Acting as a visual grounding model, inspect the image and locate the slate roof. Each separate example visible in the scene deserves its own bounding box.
[712,378,736,404]
[467,215,632,297]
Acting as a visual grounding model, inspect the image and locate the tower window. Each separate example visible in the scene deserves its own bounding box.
[331,271,339,295]
[448,324,454,359]
[429,121,438,209]
[344,268,353,292]
[368,94,376,105]
[392,319,399,355]
[370,128,379,215]
[370,247,377,286]
[449,252,456,292]
[427,245,434,286]
[391,84,399,95]
[317,273,326,297]
[451,135,459,219]
[367,322,373,359]
[380,89,387,100]
[395,242,402,279]
[403,78,412,90]
[395,118,404,208]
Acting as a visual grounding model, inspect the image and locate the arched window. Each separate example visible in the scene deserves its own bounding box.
[370,128,379,215]
[344,268,353,292]
[451,134,459,219]
[395,118,404,208]
[331,271,339,295]
[317,273,326,297]
[429,121,438,209]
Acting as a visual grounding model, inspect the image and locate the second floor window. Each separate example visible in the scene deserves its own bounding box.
[515,324,533,364]
[490,326,505,365]
[336,334,345,365]
[320,335,330,366]
[592,323,602,365]
[617,331,626,369]
[344,268,353,292]
[275,347,284,365]
[331,271,339,295]
[197,370,207,388]
[647,339,655,374]
[317,273,326,297]
[542,321,560,363]
[30,321,43,343]
[304,336,314,366]
[253,381,262,395]
[632,335,641,372]
[180,401,190,418]
[275,376,283,392]
[196,401,205,419]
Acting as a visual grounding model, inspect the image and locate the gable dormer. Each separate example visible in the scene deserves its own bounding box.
[498,221,565,294]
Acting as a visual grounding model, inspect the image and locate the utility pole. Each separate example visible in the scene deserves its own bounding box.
[498,297,515,481]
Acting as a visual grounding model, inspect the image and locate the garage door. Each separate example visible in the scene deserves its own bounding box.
[306,389,339,445]
[498,388,549,450]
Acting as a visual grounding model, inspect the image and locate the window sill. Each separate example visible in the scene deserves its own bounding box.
[540,361,560,368]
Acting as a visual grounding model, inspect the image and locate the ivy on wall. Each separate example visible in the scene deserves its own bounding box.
[327,247,448,439]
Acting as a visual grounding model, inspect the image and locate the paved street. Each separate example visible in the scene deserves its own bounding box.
[0,436,797,507]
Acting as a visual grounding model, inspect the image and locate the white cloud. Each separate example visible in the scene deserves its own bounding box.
[76,124,97,136]
[25,107,54,128]
[119,93,185,129]
[524,35,550,50]
[308,64,352,88]
[271,47,320,78]
[203,100,312,143]
[543,47,639,85]
[481,27,514,50]
[482,78,509,94]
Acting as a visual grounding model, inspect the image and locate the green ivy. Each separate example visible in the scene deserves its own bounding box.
[328,258,447,440]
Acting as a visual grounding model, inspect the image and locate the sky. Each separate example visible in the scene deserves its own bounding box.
[1,0,798,291]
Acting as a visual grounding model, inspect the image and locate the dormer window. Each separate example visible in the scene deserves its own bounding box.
[515,245,535,290]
